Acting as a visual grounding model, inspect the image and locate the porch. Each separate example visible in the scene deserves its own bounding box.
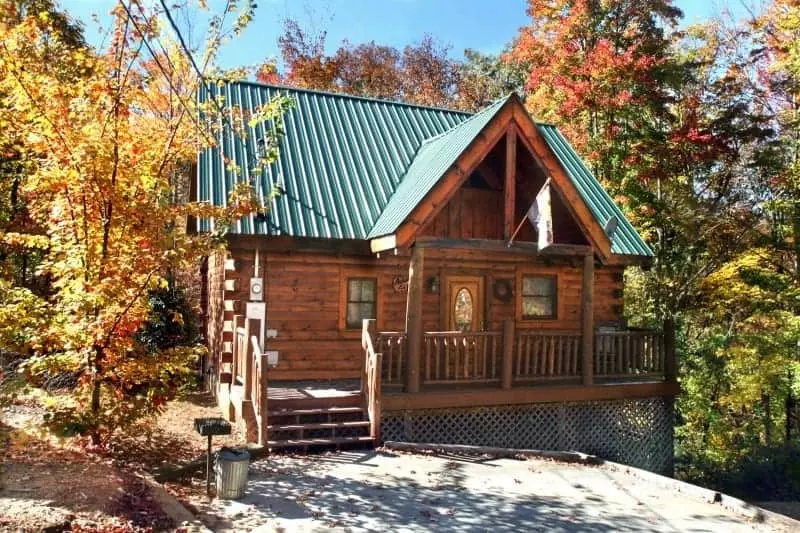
[363,318,677,411]
[374,325,673,391]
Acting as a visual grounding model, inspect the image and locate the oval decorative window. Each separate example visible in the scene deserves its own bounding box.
[454,287,474,331]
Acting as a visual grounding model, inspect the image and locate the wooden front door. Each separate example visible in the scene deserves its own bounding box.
[445,276,484,331]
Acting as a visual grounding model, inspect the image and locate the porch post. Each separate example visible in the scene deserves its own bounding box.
[243,318,258,401]
[664,317,677,383]
[504,128,517,239]
[581,253,594,386]
[405,245,424,394]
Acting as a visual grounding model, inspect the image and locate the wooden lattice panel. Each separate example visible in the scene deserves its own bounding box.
[381,397,674,474]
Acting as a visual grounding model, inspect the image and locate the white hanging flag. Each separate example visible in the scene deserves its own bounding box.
[526,179,554,250]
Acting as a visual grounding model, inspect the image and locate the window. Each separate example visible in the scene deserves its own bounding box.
[345,278,377,329]
[453,287,474,331]
[521,275,557,319]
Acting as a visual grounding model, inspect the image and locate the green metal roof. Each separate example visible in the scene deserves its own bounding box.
[367,95,511,239]
[197,81,468,239]
[536,125,652,257]
[197,81,652,257]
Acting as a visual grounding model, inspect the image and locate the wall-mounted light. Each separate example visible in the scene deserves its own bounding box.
[427,275,440,294]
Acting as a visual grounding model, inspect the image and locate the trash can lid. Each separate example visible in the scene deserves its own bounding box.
[216,447,251,461]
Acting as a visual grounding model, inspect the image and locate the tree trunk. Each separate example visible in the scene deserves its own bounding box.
[90,344,103,444]
[787,369,795,443]
[762,391,772,445]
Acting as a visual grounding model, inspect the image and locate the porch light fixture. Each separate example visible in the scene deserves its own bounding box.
[427,275,440,294]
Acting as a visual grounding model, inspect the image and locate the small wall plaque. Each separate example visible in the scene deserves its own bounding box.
[493,279,513,303]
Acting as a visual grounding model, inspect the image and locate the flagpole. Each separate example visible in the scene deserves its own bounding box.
[506,214,528,247]
[506,177,552,248]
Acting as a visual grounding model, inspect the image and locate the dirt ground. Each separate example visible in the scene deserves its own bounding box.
[0,402,174,532]
[0,391,245,532]
[108,392,246,474]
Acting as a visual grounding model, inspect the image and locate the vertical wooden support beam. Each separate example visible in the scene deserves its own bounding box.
[504,128,517,239]
[502,319,515,389]
[231,314,243,383]
[405,246,424,394]
[259,352,269,446]
[243,318,258,401]
[664,317,677,383]
[581,253,594,386]
[371,352,383,440]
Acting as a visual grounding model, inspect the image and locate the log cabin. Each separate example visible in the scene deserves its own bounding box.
[196,81,678,474]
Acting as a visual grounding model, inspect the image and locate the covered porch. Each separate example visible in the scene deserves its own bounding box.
[360,236,677,417]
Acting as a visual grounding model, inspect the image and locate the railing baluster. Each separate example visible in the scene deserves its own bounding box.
[424,336,431,381]
[524,335,531,377]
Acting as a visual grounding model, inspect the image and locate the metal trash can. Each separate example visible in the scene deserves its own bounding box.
[215,447,250,499]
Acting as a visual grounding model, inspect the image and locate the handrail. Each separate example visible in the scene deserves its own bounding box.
[234,326,248,384]
[424,330,501,337]
[376,332,407,386]
[362,319,383,440]
[514,330,582,381]
[595,330,664,378]
[422,330,503,384]
[249,333,268,445]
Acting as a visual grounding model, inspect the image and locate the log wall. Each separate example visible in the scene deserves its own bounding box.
[216,244,627,381]
[205,249,227,388]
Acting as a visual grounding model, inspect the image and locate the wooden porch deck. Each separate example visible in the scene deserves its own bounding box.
[267,380,361,401]
[220,315,677,449]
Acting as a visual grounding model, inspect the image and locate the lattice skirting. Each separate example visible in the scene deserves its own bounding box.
[382,397,674,474]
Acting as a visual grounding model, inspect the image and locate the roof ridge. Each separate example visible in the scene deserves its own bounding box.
[415,94,513,148]
[211,78,474,117]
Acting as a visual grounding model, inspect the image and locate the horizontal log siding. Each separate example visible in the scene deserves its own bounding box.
[219,246,626,381]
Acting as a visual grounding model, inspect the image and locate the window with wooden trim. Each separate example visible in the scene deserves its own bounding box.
[521,275,557,319]
[345,277,377,329]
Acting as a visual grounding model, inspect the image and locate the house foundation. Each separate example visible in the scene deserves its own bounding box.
[381,397,674,474]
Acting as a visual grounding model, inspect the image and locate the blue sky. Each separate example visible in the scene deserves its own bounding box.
[68,0,750,71]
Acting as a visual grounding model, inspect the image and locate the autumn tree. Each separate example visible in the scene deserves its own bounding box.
[0,0,86,288]
[457,48,526,112]
[335,41,401,99]
[0,0,290,442]
[262,18,461,108]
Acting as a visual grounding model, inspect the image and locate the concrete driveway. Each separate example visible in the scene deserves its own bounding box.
[194,450,794,532]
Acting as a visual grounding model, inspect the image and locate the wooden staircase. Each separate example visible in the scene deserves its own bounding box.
[265,395,375,451]
[223,319,383,452]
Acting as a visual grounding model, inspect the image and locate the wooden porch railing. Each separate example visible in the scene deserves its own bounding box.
[361,320,383,440]
[233,324,248,385]
[422,331,503,385]
[376,332,406,386]
[378,325,671,391]
[231,315,269,445]
[514,331,582,382]
[594,330,665,378]
[250,333,269,445]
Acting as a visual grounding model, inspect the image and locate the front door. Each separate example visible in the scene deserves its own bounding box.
[445,276,484,331]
